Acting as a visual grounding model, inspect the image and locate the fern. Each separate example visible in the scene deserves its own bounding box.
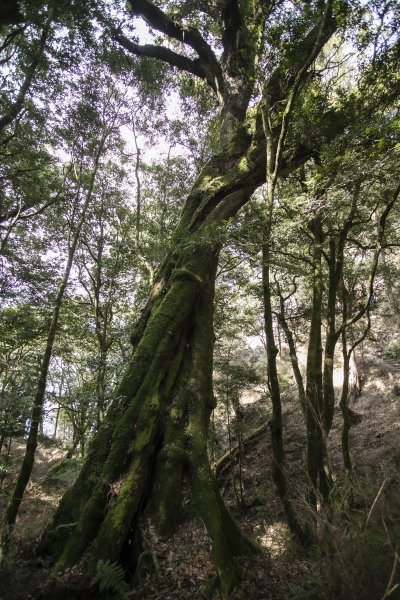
[92,559,129,599]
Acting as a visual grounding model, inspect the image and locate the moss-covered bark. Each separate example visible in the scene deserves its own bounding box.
[150,336,189,538]
[39,5,343,589]
[41,226,259,595]
[186,251,257,594]
[52,261,208,571]
[38,111,268,591]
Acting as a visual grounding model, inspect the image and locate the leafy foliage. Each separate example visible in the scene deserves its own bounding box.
[92,559,129,599]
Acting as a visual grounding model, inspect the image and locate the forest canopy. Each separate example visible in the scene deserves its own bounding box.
[0,1,399,598]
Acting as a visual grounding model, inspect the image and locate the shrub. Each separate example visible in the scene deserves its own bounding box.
[386,341,400,359]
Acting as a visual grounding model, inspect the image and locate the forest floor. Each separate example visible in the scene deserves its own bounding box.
[0,335,399,600]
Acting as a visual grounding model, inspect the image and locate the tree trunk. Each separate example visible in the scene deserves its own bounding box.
[0,7,54,134]
[322,239,339,434]
[340,328,352,473]
[349,350,362,399]
[305,215,331,507]
[277,291,307,418]
[38,6,341,577]
[0,133,109,551]
[39,119,268,593]
[262,185,308,544]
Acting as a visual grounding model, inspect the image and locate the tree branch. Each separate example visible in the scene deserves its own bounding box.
[340,183,400,332]
[128,0,219,67]
[114,32,217,90]
[122,0,223,95]
[221,0,242,59]
[0,5,54,133]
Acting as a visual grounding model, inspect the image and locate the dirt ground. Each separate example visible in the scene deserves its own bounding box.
[0,335,399,600]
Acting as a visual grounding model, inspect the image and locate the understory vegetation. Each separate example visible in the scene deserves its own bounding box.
[0,0,399,598]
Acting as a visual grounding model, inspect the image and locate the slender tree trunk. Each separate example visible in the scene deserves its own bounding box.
[257,1,334,527]
[277,289,307,418]
[262,177,308,542]
[53,405,60,440]
[322,239,339,434]
[322,185,359,435]
[340,284,371,473]
[349,350,361,398]
[339,318,352,473]
[305,215,329,507]
[0,135,108,551]
[1,293,67,548]
[0,6,54,134]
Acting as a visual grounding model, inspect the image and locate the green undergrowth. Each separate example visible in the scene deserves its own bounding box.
[386,341,400,360]
[322,507,400,599]
[288,479,400,600]
[47,457,82,483]
[92,559,129,599]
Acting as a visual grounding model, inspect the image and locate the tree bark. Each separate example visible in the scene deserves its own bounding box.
[38,1,342,590]
[39,120,267,591]
[277,288,307,418]
[305,215,331,507]
[262,186,309,544]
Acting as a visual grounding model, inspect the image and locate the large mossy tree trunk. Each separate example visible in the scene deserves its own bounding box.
[39,121,266,590]
[39,1,340,592]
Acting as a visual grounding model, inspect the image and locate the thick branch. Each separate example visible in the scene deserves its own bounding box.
[265,1,335,113]
[340,183,400,333]
[270,0,334,182]
[114,32,217,90]
[127,0,222,81]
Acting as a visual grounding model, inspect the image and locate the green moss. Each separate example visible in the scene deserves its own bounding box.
[171,268,203,288]
[152,455,185,539]
[158,443,188,464]
[152,347,189,538]
[88,392,161,571]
